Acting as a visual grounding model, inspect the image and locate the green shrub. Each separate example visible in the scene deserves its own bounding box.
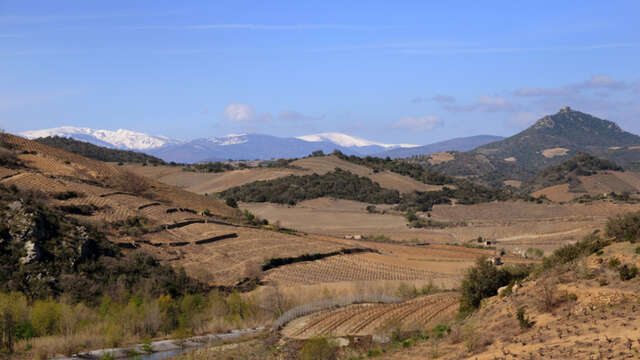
[367,348,383,357]
[142,337,154,353]
[541,234,608,271]
[100,353,115,360]
[432,324,451,339]
[459,258,533,316]
[225,198,238,208]
[606,211,640,243]
[300,337,338,360]
[516,307,534,329]
[0,292,30,352]
[635,246,640,255]
[31,300,60,336]
[608,258,621,269]
[619,265,638,281]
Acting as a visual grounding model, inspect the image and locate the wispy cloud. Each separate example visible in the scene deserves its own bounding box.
[128,24,390,31]
[0,13,135,25]
[402,42,640,55]
[187,24,379,30]
[514,75,631,97]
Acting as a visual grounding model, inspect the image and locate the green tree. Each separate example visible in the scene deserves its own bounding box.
[459,257,510,316]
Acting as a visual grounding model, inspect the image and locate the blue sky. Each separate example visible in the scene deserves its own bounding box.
[1,0,639,144]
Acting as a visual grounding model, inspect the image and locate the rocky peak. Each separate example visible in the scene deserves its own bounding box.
[532,116,556,130]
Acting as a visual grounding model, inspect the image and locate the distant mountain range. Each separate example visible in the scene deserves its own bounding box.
[378,135,504,159]
[19,127,497,163]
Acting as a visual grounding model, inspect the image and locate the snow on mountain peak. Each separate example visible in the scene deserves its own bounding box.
[297,132,418,149]
[19,126,178,150]
[208,133,248,146]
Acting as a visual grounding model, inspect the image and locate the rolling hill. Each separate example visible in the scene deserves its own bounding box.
[34,136,167,165]
[415,107,640,186]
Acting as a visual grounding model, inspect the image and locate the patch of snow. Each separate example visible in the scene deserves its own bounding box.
[297,132,418,149]
[208,134,248,146]
[19,126,180,150]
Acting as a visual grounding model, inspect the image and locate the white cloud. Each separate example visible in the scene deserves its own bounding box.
[392,116,442,132]
[223,103,256,122]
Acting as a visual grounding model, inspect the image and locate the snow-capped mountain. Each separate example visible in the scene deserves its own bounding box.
[20,126,182,150]
[298,132,418,149]
[20,126,499,163]
[207,134,249,146]
[146,134,373,163]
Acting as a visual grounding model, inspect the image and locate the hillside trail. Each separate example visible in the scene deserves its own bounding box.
[496,227,586,242]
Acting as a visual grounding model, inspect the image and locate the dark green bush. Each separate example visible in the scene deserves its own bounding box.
[57,204,99,216]
[34,136,165,165]
[619,264,638,281]
[221,168,401,206]
[225,198,238,208]
[52,191,84,200]
[182,162,233,173]
[459,258,533,316]
[541,234,608,271]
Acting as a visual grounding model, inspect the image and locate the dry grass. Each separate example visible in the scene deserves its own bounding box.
[427,152,455,165]
[541,147,569,158]
[127,155,441,195]
[531,183,576,202]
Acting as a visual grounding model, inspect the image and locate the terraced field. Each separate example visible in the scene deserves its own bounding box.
[139,226,345,285]
[282,293,460,338]
[263,253,440,286]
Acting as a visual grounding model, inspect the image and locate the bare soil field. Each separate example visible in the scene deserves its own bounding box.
[264,240,534,289]
[126,155,441,194]
[541,147,569,158]
[531,184,576,202]
[579,171,640,194]
[282,293,460,339]
[531,171,640,202]
[243,198,640,255]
